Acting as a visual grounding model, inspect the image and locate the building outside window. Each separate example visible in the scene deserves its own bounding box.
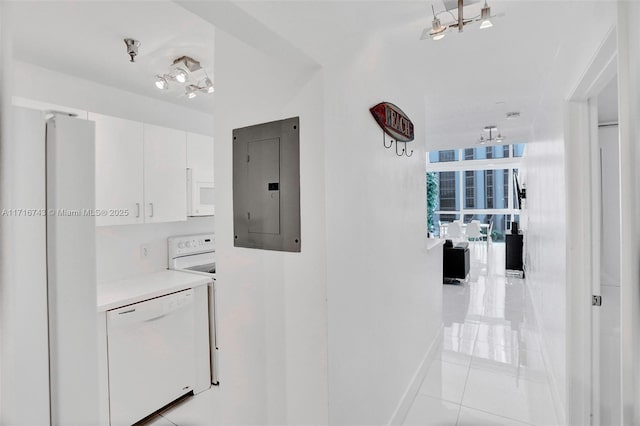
[427,144,525,241]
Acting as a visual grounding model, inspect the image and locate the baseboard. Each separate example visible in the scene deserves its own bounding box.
[526,282,567,425]
[388,326,444,426]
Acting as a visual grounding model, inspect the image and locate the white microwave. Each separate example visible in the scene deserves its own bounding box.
[187,168,215,217]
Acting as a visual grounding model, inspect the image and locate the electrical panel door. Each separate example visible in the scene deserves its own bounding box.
[233,117,300,252]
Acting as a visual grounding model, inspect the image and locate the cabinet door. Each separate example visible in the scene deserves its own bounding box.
[186,133,214,182]
[90,113,143,226]
[143,124,187,223]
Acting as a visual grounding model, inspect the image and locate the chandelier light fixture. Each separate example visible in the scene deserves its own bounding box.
[154,56,214,99]
[421,0,500,41]
[478,126,505,144]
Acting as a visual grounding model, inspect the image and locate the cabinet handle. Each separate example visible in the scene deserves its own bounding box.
[135,203,140,218]
[149,203,154,218]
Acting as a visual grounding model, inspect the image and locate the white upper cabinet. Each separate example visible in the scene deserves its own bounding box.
[143,124,187,224]
[90,113,144,226]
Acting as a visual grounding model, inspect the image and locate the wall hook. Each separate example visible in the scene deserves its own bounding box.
[383,133,393,148]
[403,141,414,157]
[395,140,405,156]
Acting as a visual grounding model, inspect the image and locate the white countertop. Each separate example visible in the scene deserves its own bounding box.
[97,270,212,312]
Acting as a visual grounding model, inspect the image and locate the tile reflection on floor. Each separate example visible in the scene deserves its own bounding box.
[404,243,558,426]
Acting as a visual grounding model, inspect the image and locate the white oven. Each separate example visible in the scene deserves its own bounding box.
[187,168,215,217]
[168,233,218,385]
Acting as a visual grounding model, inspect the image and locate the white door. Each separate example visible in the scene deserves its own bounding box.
[90,113,144,226]
[143,123,187,223]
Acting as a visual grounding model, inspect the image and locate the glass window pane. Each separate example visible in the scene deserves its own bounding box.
[429,149,459,163]
[438,171,459,211]
[513,144,526,157]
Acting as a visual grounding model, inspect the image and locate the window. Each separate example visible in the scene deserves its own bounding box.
[465,171,475,208]
[438,171,457,211]
[429,147,523,238]
[503,169,509,207]
[429,150,459,163]
[486,170,494,208]
[513,144,525,157]
[464,148,474,160]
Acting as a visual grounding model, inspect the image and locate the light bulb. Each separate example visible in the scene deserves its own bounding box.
[480,2,493,29]
[480,19,493,29]
[175,68,188,83]
[204,77,214,94]
[186,86,197,99]
[433,33,446,41]
[155,75,168,90]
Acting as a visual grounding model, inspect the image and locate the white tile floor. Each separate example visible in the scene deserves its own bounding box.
[147,241,558,426]
[403,242,558,426]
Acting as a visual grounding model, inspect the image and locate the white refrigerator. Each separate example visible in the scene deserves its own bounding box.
[4,107,99,426]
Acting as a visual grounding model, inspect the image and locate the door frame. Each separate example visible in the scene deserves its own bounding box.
[564,26,617,425]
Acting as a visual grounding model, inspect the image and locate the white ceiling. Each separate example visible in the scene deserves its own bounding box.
[11,1,216,112]
[228,0,617,150]
[11,0,617,149]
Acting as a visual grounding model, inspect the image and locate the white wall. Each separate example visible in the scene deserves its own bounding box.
[522,4,618,422]
[617,3,640,423]
[599,125,620,287]
[12,60,214,136]
[11,60,215,283]
[212,28,329,425]
[323,43,440,425]
[522,110,567,416]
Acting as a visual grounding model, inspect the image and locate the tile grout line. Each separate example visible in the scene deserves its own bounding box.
[457,403,536,426]
[158,413,179,426]
[455,338,475,426]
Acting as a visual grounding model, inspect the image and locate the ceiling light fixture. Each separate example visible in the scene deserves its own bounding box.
[479,0,493,29]
[154,56,214,99]
[478,125,506,144]
[155,75,168,90]
[429,6,448,40]
[123,38,140,62]
[420,0,501,41]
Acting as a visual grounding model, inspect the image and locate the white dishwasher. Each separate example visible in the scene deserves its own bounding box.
[107,290,196,426]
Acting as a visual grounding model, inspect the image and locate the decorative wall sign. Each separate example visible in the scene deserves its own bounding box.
[370,102,414,157]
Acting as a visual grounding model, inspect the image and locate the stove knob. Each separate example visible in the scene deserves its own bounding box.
[178,242,185,249]
[186,241,192,248]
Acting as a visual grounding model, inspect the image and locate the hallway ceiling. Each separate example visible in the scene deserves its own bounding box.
[11,1,216,113]
[228,0,617,151]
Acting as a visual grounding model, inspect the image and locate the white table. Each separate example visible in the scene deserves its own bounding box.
[439,222,490,240]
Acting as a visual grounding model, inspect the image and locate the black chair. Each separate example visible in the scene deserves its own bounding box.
[443,239,470,283]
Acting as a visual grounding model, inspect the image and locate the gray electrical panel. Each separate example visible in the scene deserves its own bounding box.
[233,117,300,252]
